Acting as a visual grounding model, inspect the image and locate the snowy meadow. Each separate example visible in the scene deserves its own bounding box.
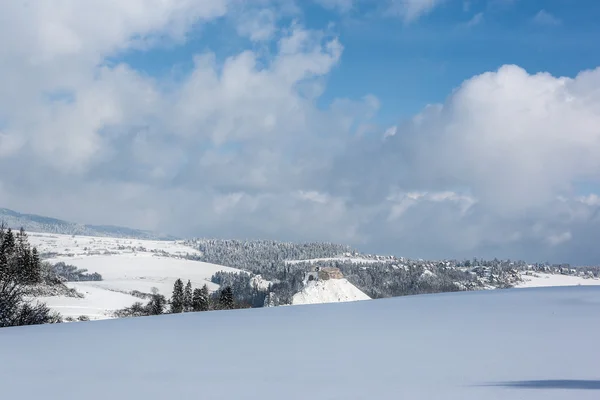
[1,286,599,399]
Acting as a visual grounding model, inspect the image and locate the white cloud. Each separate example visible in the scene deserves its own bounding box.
[0,131,24,157]
[387,0,446,23]
[532,9,562,26]
[235,8,278,41]
[383,126,397,139]
[326,64,600,262]
[2,1,600,265]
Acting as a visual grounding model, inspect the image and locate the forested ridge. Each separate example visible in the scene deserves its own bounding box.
[184,238,600,306]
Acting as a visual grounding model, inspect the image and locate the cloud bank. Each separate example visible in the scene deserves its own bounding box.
[1,0,599,264]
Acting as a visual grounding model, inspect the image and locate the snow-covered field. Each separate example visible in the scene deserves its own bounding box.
[2,286,599,399]
[28,232,201,258]
[28,232,241,320]
[516,273,600,288]
[292,278,370,305]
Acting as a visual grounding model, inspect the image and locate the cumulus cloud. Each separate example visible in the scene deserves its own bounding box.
[1,1,600,265]
[327,64,600,262]
[235,8,278,41]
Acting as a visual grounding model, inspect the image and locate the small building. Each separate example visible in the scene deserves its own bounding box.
[302,266,344,285]
[318,267,344,280]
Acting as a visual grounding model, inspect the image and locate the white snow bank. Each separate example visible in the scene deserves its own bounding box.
[292,278,370,305]
[515,273,600,288]
[2,287,600,399]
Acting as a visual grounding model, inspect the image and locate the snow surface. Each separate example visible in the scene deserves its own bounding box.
[27,232,240,319]
[292,278,370,305]
[36,283,143,320]
[2,286,599,399]
[516,273,600,288]
[28,232,200,258]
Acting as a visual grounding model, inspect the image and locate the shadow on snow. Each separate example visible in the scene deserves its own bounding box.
[483,380,600,390]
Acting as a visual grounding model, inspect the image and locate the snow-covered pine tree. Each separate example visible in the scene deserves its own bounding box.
[1,225,61,327]
[200,284,210,311]
[219,286,234,310]
[192,284,210,311]
[147,292,167,315]
[192,288,202,312]
[29,248,41,284]
[170,278,184,313]
[183,280,192,312]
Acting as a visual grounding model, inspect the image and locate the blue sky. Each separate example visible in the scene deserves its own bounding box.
[2,0,600,264]
[118,0,600,126]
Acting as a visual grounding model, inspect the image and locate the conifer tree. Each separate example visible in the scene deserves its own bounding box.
[147,292,167,315]
[183,279,193,312]
[0,228,15,278]
[30,248,41,283]
[1,224,60,326]
[219,286,234,310]
[170,278,184,313]
[192,288,202,311]
[15,228,31,283]
[192,284,210,311]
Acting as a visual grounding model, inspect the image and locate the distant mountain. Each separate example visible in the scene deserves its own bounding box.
[0,208,178,240]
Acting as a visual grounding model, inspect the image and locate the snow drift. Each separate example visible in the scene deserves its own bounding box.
[2,286,599,399]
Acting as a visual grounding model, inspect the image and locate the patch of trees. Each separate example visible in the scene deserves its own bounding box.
[114,278,248,318]
[182,238,600,306]
[114,287,168,318]
[50,261,103,282]
[1,225,62,327]
[65,315,90,322]
[210,271,269,308]
[169,279,244,312]
[184,238,353,270]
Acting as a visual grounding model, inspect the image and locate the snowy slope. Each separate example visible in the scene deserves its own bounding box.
[36,283,146,320]
[27,232,241,320]
[2,287,600,399]
[292,278,370,305]
[515,272,600,288]
[28,232,200,258]
[0,207,177,240]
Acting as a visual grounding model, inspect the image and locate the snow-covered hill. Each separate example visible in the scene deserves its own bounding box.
[2,286,599,399]
[292,278,370,305]
[0,207,177,240]
[28,232,241,320]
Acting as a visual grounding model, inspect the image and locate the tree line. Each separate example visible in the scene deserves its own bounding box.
[183,238,595,304]
[114,278,245,318]
[0,224,62,327]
